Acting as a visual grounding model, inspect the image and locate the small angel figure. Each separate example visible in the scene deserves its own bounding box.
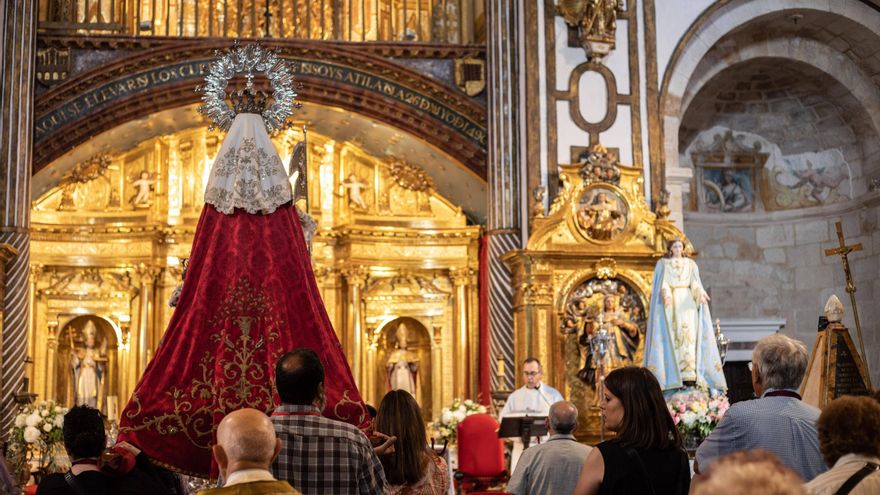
[340,173,368,210]
[130,171,157,207]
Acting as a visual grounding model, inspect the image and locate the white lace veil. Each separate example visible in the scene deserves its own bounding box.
[204,113,292,215]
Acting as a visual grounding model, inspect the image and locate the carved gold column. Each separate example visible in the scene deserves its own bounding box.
[0,0,36,431]
[314,266,342,338]
[27,264,44,398]
[504,254,556,388]
[116,318,131,418]
[450,268,473,398]
[45,320,59,402]
[342,266,368,386]
[363,325,377,407]
[134,265,160,375]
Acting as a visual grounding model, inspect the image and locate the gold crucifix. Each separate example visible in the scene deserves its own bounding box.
[824,221,869,386]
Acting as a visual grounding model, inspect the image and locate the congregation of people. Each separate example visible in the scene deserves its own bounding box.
[11,332,877,495]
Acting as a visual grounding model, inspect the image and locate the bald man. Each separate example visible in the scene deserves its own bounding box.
[506,401,592,495]
[198,408,300,495]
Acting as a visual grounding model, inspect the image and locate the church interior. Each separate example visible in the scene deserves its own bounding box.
[1,0,880,493]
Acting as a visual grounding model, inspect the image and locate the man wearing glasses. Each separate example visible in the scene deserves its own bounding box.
[500,358,564,419]
[500,358,565,472]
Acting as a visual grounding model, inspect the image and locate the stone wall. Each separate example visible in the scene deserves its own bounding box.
[684,193,880,387]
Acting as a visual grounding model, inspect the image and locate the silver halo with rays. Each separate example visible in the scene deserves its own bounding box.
[196,41,300,133]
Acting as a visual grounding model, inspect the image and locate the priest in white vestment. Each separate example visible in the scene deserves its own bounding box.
[500,357,564,472]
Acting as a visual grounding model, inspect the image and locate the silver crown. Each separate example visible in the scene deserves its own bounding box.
[230,88,269,114]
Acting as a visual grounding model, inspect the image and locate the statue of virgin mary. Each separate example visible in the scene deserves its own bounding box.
[643,239,727,392]
[119,47,369,477]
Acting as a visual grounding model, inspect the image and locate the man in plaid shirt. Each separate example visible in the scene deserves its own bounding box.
[270,348,391,494]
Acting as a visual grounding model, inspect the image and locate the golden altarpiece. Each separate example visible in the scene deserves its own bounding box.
[504,145,692,437]
[27,120,479,422]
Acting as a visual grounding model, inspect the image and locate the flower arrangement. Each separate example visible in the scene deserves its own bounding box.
[6,401,69,481]
[433,398,486,444]
[666,388,729,449]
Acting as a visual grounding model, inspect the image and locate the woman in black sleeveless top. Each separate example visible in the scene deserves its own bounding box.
[573,367,691,495]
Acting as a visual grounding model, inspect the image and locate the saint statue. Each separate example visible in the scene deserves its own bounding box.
[577,191,624,240]
[577,295,641,385]
[71,320,107,409]
[643,239,727,391]
[386,322,419,397]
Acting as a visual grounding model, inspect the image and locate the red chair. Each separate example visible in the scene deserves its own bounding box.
[454,413,509,494]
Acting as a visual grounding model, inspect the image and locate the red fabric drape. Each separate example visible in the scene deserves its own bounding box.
[118,203,368,477]
[478,235,491,406]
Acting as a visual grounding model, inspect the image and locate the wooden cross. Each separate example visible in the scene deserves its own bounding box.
[824,221,869,386]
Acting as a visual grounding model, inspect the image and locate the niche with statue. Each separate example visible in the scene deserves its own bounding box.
[375,317,433,419]
[55,315,119,414]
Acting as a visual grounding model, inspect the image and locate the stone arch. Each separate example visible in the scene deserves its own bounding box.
[657,0,880,208]
[33,39,487,179]
[681,38,880,138]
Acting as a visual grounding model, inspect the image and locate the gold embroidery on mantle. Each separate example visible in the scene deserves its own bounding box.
[120,277,283,449]
[333,389,368,426]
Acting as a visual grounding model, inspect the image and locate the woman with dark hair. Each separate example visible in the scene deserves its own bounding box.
[37,405,110,495]
[375,390,448,495]
[573,367,690,495]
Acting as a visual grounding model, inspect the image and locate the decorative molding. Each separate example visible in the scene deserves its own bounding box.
[33,39,487,178]
[38,35,487,60]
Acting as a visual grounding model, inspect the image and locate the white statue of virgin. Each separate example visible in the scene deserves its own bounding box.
[643,239,727,391]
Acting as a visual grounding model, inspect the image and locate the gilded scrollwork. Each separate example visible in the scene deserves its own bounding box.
[449,267,475,287]
[341,266,370,287]
[577,144,621,186]
[387,158,435,193]
[594,258,618,279]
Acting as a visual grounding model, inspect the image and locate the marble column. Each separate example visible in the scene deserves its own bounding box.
[0,0,37,433]
[486,0,525,393]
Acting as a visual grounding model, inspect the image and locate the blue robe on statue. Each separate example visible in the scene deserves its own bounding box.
[643,258,727,392]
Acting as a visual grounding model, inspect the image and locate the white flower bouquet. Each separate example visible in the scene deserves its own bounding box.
[666,388,729,449]
[432,398,486,444]
[6,401,69,480]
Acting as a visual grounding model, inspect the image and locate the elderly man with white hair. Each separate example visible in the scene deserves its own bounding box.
[695,333,827,481]
[199,408,300,495]
[506,401,591,495]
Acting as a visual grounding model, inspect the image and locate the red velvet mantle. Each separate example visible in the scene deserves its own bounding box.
[118,202,368,477]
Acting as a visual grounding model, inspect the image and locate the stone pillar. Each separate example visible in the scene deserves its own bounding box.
[486,0,525,393]
[342,266,369,387]
[0,0,37,433]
